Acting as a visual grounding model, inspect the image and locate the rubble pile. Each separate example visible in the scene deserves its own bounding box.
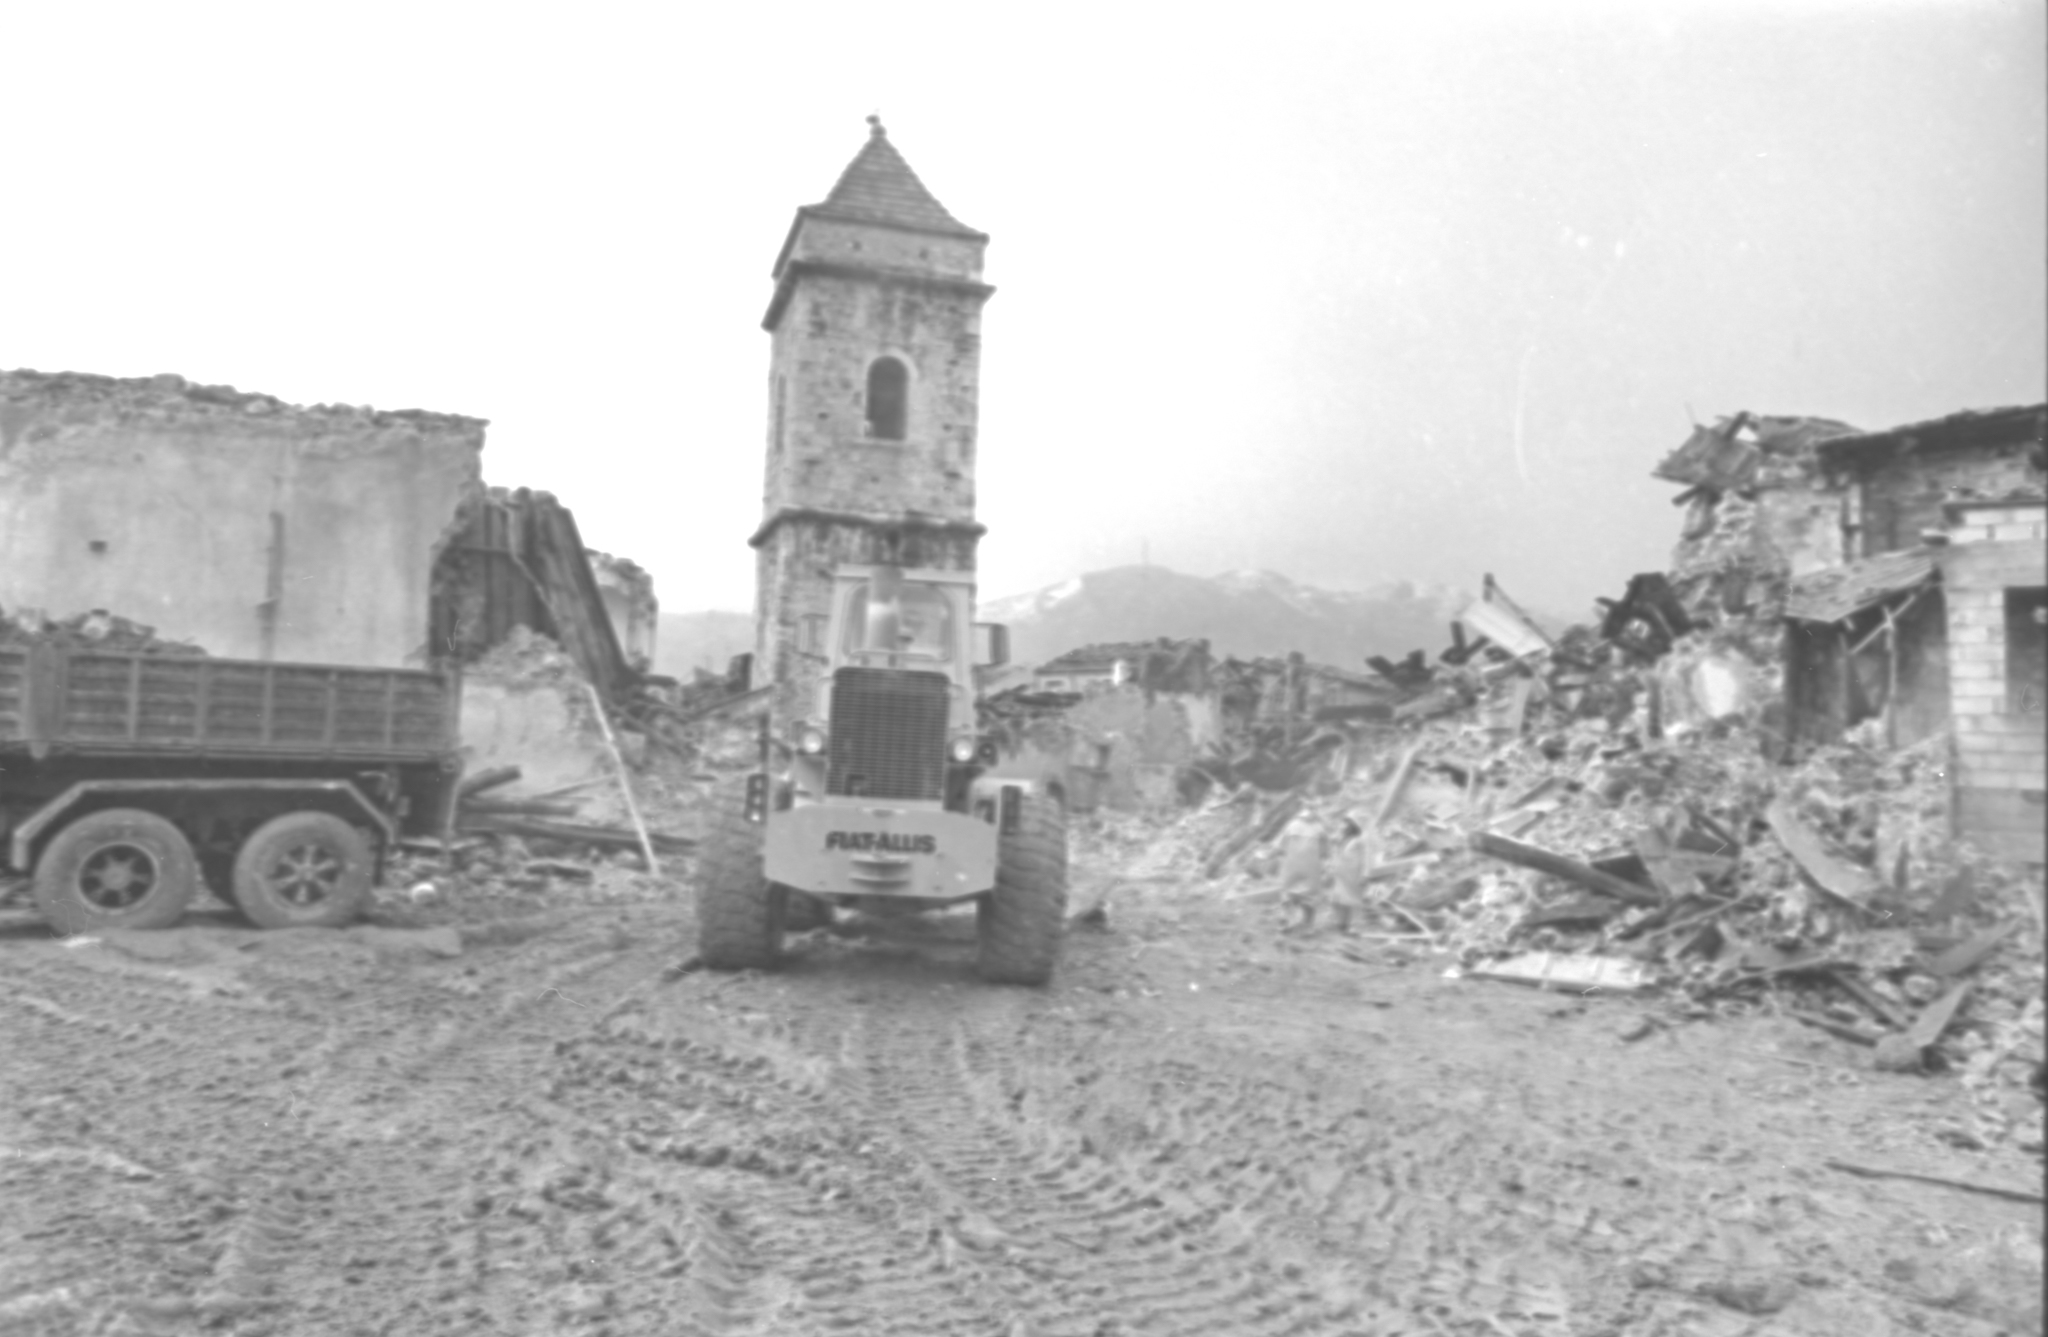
[0,605,208,656]
[1122,630,2043,1146]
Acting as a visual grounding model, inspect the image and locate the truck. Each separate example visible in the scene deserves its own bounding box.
[694,563,1068,984]
[0,641,460,934]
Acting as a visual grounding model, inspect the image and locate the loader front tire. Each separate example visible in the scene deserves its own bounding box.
[696,781,785,970]
[976,794,1068,985]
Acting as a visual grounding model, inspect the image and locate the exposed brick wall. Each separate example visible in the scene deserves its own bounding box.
[1853,442,2040,556]
[1941,506,2046,862]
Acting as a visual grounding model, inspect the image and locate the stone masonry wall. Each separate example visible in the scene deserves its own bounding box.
[0,371,484,668]
[790,216,985,283]
[766,274,982,521]
[1941,502,2046,862]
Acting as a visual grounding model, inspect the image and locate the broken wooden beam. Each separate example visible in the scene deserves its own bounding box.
[458,798,583,818]
[1873,981,1972,1073]
[457,764,522,800]
[1202,789,1305,880]
[1370,743,1424,832]
[1926,921,2017,978]
[1468,832,1662,907]
[458,814,695,855]
[1766,797,1881,909]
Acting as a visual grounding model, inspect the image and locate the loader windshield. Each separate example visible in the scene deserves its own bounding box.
[842,580,954,663]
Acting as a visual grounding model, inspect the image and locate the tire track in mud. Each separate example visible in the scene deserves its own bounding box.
[512,961,1355,1336]
[0,947,307,1333]
[0,915,670,1335]
[186,924,670,1335]
[827,988,1348,1336]
[528,984,1006,1336]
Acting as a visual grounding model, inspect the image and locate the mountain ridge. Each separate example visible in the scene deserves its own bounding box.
[985,565,1475,668]
[655,566,1551,675]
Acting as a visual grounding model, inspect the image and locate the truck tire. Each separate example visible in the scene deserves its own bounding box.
[977,795,1068,985]
[34,808,201,936]
[231,812,374,930]
[697,781,786,970]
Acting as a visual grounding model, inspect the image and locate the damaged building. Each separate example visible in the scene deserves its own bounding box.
[1,371,657,697]
[0,370,483,668]
[1661,403,2045,862]
[426,486,651,697]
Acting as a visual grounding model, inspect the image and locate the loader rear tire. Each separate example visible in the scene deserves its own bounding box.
[696,781,785,970]
[976,794,1068,986]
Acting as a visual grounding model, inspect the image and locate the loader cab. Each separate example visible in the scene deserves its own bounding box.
[785,565,1005,811]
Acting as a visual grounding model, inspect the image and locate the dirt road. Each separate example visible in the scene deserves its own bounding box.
[1,851,2040,1337]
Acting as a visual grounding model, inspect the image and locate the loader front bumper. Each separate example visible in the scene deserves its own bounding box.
[764,803,997,901]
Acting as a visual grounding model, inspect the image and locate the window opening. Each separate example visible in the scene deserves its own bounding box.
[866,357,907,440]
[2006,587,2047,714]
[771,374,786,455]
[843,579,952,663]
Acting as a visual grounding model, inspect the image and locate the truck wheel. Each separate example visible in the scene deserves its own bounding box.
[34,808,200,936]
[232,812,374,930]
[977,794,1068,985]
[696,781,786,970]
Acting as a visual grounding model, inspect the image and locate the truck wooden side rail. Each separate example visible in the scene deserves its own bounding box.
[0,644,460,935]
[0,644,454,762]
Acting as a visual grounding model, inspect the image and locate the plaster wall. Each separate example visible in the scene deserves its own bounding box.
[0,373,482,667]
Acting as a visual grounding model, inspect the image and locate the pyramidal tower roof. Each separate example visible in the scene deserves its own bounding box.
[803,116,984,239]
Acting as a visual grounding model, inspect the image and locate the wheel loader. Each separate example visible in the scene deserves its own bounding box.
[694,562,1067,984]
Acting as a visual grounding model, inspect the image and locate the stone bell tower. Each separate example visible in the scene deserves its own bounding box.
[753,117,994,716]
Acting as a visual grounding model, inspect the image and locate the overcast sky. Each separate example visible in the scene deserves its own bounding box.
[7,1,2042,621]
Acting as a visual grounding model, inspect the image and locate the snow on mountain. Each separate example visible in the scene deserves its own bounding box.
[987,565,1482,669]
[977,576,1083,625]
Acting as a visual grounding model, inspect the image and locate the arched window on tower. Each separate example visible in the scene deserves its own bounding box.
[865,357,908,441]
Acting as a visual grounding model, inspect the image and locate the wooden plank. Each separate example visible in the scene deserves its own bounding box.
[1469,831,1662,907]
[457,765,523,799]
[1926,922,2017,977]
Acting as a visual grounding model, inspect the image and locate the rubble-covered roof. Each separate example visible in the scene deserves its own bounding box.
[0,369,487,430]
[1817,403,2046,464]
[801,117,983,240]
[1785,547,1938,625]
[1653,414,1863,492]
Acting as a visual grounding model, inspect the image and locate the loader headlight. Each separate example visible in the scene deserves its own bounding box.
[797,726,827,755]
[949,736,977,764]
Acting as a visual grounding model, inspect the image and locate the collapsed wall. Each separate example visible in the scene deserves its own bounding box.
[0,370,484,668]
